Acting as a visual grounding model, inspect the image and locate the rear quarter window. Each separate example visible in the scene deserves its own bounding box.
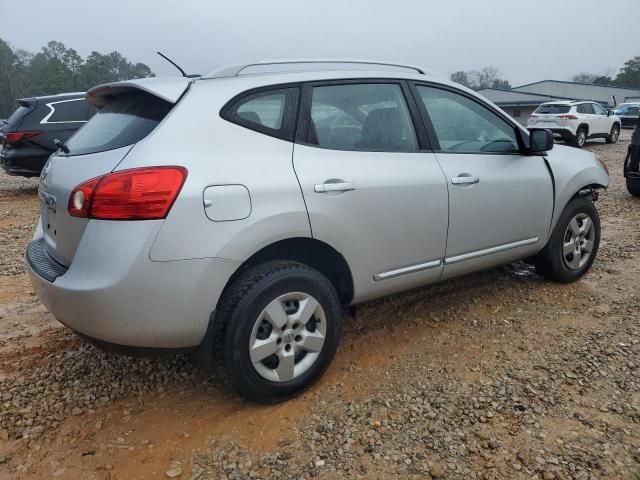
[63,91,172,156]
[44,99,88,123]
[221,87,299,141]
[535,104,570,114]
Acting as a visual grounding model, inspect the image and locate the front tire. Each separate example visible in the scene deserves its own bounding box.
[216,261,343,403]
[534,197,600,283]
[606,124,620,144]
[627,177,640,197]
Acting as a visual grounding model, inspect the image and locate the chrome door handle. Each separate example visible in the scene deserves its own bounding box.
[314,182,356,193]
[451,176,480,185]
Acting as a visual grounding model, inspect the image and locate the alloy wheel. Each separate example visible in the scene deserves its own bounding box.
[611,126,619,142]
[577,130,586,147]
[562,213,595,270]
[249,292,326,382]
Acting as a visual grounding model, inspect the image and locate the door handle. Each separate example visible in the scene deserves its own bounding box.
[451,176,480,185]
[314,182,356,193]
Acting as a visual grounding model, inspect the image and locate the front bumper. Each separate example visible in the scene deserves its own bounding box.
[26,220,239,348]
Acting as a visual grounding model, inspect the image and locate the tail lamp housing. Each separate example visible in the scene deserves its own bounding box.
[4,131,42,144]
[68,166,187,220]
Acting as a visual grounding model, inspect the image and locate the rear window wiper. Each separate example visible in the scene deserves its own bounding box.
[54,138,70,154]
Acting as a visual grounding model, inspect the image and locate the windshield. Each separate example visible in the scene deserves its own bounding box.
[64,91,172,156]
[535,104,571,114]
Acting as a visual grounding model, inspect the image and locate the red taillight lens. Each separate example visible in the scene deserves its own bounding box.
[4,131,42,144]
[558,115,578,120]
[68,166,187,220]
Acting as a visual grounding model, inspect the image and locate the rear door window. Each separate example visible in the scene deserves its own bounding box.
[64,91,172,156]
[305,83,418,151]
[221,87,299,141]
[581,104,595,114]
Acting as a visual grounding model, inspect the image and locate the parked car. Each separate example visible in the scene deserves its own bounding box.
[624,116,640,196]
[612,102,640,128]
[527,100,621,148]
[0,92,95,177]
[26,61,609,402]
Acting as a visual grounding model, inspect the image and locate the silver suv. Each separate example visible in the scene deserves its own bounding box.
[27,60,609,402]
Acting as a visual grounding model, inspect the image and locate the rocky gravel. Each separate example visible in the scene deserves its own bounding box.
[0,133,639,479]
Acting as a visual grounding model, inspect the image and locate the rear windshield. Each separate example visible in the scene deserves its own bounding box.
[63,91,172,156]
[6,105,32,126]
[535,104,571,114]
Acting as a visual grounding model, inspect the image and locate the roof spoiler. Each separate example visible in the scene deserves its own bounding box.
[86,77,194,108]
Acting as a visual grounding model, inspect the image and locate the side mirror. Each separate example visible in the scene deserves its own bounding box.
[528,128,554,153]
[607,110,612,117]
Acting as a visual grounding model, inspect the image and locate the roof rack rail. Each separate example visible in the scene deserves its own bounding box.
[204,59,427,79]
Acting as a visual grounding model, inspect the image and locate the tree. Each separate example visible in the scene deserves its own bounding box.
[0,37,155,118]
[450,67,511,90]
[570,72,613,85]
[450,71,472,88]
[616,56,640,89]
[491,79,512,89]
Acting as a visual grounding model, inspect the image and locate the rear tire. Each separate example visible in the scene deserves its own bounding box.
[606,124,620,144]
[534,197,600,283]
[627,178,640,197]
[572,127,587,148]
[216,260,343,403]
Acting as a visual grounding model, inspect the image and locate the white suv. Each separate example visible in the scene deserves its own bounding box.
[528,100,621,148]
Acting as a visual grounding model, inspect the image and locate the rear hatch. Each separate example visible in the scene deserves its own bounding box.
[38,77,192,267]
[529,104,572,128]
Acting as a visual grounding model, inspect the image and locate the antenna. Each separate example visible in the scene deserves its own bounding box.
[157,52,199,78]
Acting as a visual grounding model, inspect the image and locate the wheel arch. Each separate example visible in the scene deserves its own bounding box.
[577,123,589,135]
[222,237,354,307]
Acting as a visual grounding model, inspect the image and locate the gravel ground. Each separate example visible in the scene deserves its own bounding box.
[0,134,638,480]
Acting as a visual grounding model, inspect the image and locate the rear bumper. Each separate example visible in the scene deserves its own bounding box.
[0,147,50,177]
[26,219,239,348]
[546,128,576,140]
[527,125,576,140]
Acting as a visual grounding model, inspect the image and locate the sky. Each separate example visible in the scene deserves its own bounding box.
[2,0,639,86]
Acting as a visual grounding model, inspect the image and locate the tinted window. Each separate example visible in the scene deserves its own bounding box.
[592,103,607,115]
[64,92,172,156]
[223,87,298,140]
[536,104,570,114]
[6,105,33,127]
[581,103,595,114]
[308,83,417,151]
[416,85,519,153]
[46,99,87,123]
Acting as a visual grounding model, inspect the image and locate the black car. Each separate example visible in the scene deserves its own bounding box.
[0,93,95,177]
[624,116,640,197]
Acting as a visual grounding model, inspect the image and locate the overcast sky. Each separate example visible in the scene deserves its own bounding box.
[2,0,639,85]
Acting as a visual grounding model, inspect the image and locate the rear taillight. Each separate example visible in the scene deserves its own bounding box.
[4,131,42,144]
[558,115,578,120]
[68,166,187,220]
